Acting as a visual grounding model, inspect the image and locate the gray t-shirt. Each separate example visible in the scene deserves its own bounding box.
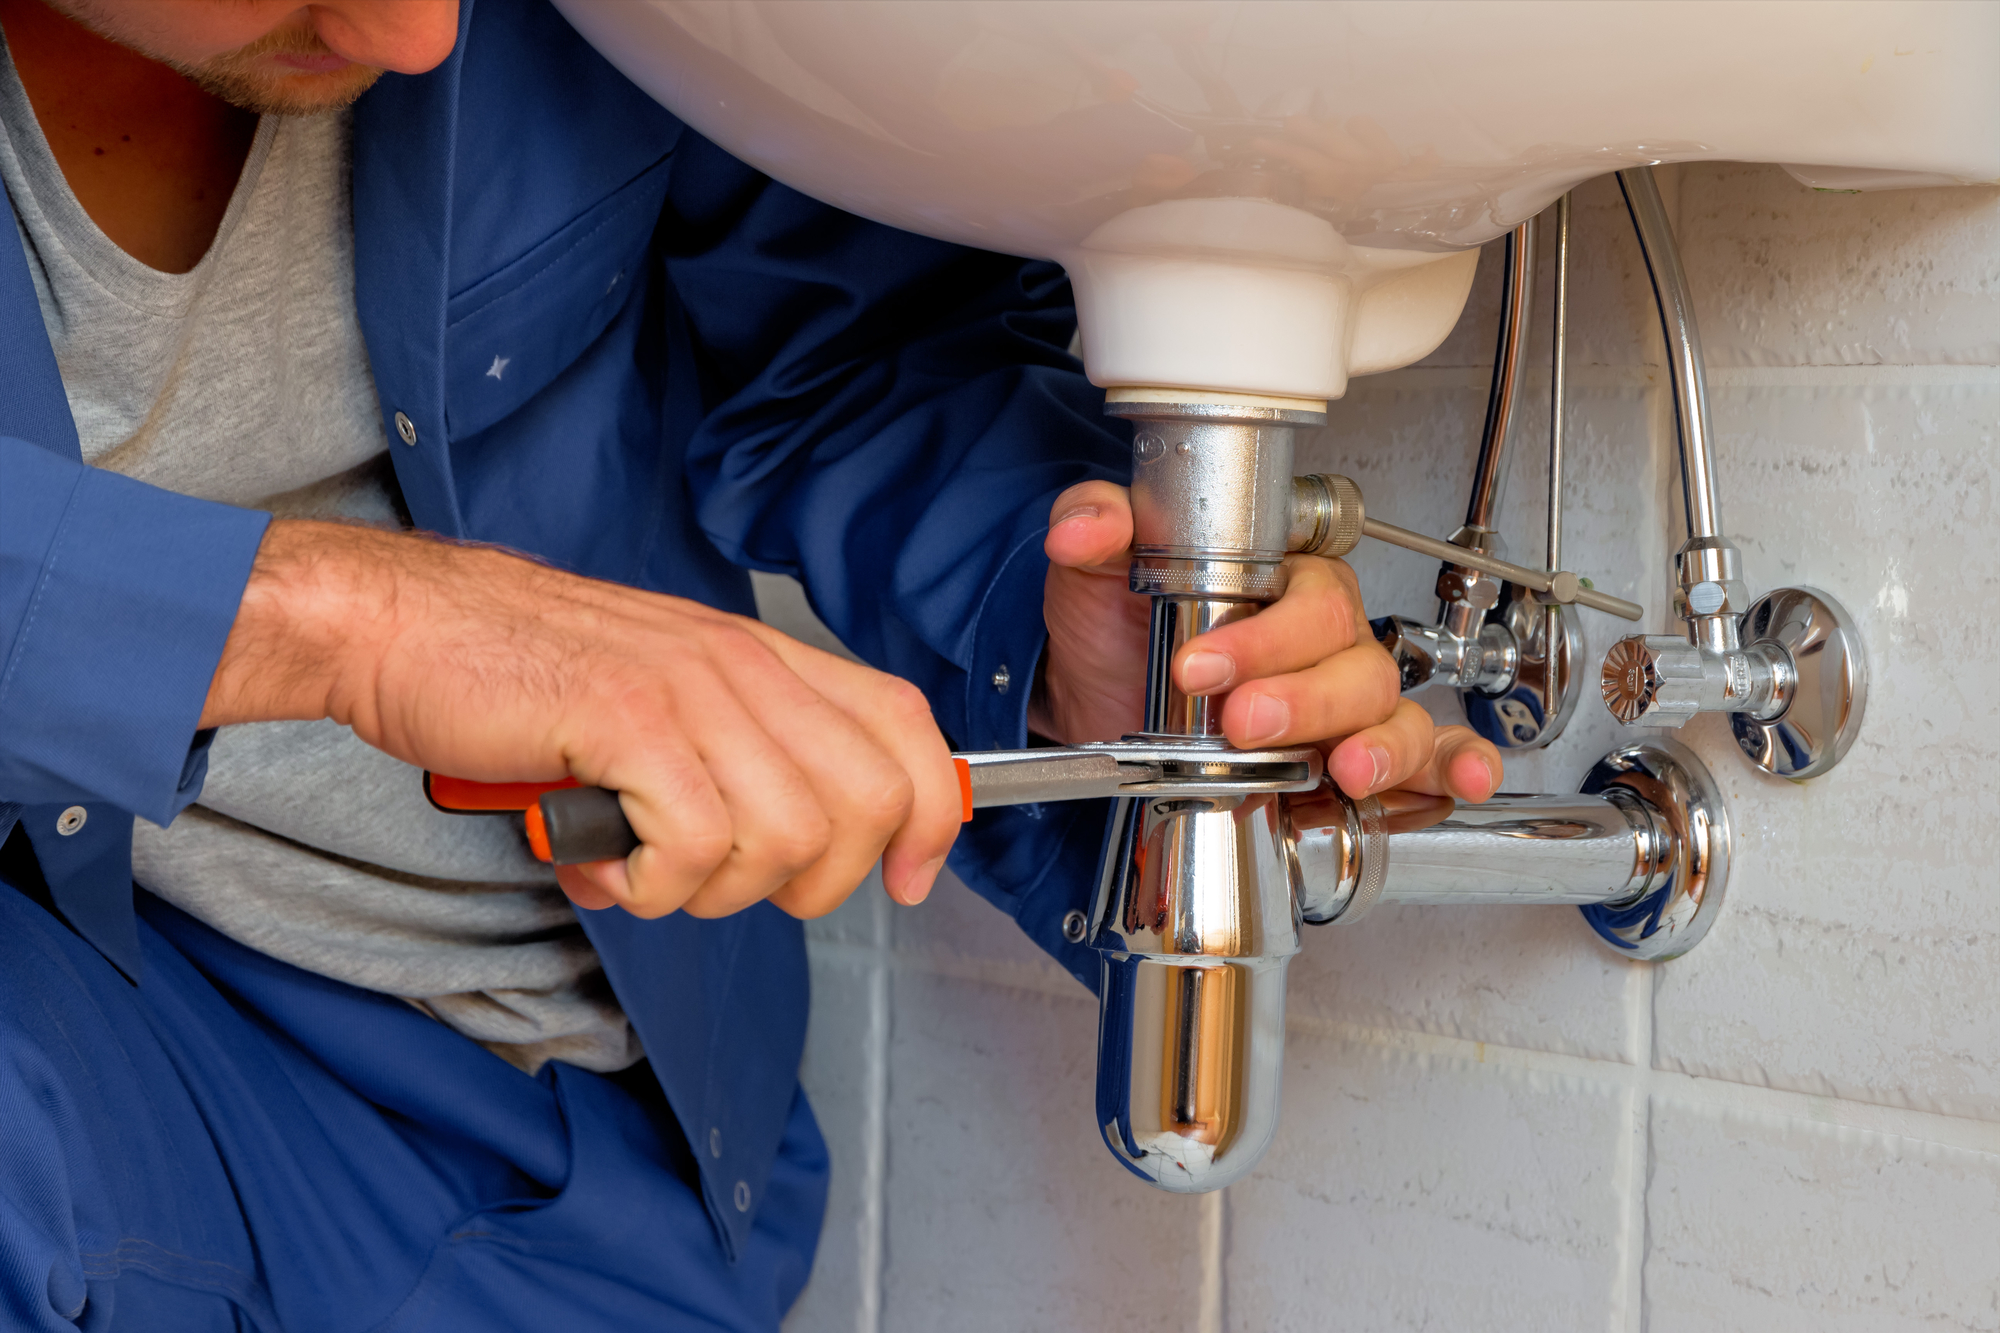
[0,39,638,1074]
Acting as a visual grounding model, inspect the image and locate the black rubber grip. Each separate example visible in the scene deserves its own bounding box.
[539,787,641,865]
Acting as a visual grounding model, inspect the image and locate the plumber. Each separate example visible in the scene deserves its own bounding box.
[0,0,1501,1327]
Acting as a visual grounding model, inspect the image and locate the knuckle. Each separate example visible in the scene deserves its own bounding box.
[1363,650,1403,717]
[618,857,691,920]
[882,676,934,723]
[669,824,734,880]
[743,809,833,879]
[853,769,916,831]
[681,888,756,920]
[705,620,768,665]
[774,882,848,922]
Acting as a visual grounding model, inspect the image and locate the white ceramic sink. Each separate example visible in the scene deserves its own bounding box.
[554,0,2000,403]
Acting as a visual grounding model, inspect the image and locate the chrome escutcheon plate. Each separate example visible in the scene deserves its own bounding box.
[1730,586,1867,780]
[1577,738,1730,961]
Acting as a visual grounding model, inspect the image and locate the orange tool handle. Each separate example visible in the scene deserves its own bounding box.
[423,760,976,864]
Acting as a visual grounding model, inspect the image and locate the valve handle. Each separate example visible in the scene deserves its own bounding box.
[1290,473,1644,621]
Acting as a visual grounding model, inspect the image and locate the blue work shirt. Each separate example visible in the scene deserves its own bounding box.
[0,0,1121,1260]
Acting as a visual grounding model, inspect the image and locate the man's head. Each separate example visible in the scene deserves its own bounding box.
[37,0,459,114]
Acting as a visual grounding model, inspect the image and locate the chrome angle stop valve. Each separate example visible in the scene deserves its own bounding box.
[1596,170,1867,780]
[1365,210,1645,754]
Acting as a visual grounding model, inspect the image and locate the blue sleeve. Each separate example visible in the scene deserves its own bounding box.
[661,136,1129,989]
[0,437,270,824]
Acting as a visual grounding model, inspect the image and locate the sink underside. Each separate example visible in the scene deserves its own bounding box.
[555,0,2000,398]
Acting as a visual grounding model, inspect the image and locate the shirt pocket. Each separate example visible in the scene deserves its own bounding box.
[442,154,675,442]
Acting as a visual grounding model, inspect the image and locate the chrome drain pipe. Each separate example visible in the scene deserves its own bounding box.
[1293,738,1729,961]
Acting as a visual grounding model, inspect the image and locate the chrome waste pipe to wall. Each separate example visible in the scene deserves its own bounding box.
[1299,794,1661,910]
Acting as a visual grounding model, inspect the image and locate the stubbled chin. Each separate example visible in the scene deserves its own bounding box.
[191,63,386,116]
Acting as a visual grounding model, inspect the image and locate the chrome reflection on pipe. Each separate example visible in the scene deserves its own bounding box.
[1615,167,1719,545]
[1292,740,1730,962]
[1616,166,1749,657]
[1145,598,1257,737]
[1096,954,1288,1193]
[1089,791,1299,1193]
[1091,395,1327,1195]
[1371,793,1663,905]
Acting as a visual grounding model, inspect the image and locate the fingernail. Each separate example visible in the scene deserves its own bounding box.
[898,856,946,906]
[1365,745,1392,793]
[1051,505,1101,528]
[1179,651,1235,694]
[1243,694,1290,743]
[1481,755,1502,797]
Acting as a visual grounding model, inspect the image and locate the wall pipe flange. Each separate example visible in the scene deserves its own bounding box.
[1577,738,1731,961]
[1463,585,1586,750]
[1729,586,1867,780]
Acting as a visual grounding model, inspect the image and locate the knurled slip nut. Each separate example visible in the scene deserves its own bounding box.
[1130,563,1287,599]
[1320,475,1364,556]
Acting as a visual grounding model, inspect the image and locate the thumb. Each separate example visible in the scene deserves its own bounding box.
[1045,480,1134,572]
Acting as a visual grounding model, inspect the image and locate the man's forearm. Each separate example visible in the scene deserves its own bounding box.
[192,517,963,917]
[199,519,400,730]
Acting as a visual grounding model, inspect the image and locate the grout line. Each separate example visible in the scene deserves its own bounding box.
[858,894,890,1333]
[1283,1011,2000,1158]
[817,938,2000,1158]
[817,938,2000,1156]
[1196,1190,1225,1333]
[1610,962,1654,1333]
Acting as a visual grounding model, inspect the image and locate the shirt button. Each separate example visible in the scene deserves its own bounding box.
[709,1127,723,1159]
[991,664,1011,694]
[55,806,87,837]
[733,1180,751,1212]
[394,411,417,446]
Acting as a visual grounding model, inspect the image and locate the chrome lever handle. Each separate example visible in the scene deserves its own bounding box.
[1288,473,1644,621]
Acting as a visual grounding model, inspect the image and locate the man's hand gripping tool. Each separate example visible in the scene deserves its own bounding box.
[425,743,1324,865]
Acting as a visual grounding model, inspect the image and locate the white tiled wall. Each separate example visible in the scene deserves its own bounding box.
[771,165,2000,1332]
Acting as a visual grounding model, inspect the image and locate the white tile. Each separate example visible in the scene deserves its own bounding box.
[880,971,1206,1333]
[1679,163,2000,368]
[890,867,1078,994]
[1645,1098,2000,1332]
[804,867,889,951]
[1226,1035,1627,1332]
[1288,906,1641,1064]
[1652,385,2000,1117]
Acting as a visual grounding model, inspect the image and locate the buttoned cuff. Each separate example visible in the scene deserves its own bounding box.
[0,440,269,823]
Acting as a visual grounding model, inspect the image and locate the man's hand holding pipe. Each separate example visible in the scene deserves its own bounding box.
[1037,479,1504,805]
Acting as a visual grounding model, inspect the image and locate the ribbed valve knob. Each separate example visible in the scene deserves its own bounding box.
[1600,635,1709,727]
